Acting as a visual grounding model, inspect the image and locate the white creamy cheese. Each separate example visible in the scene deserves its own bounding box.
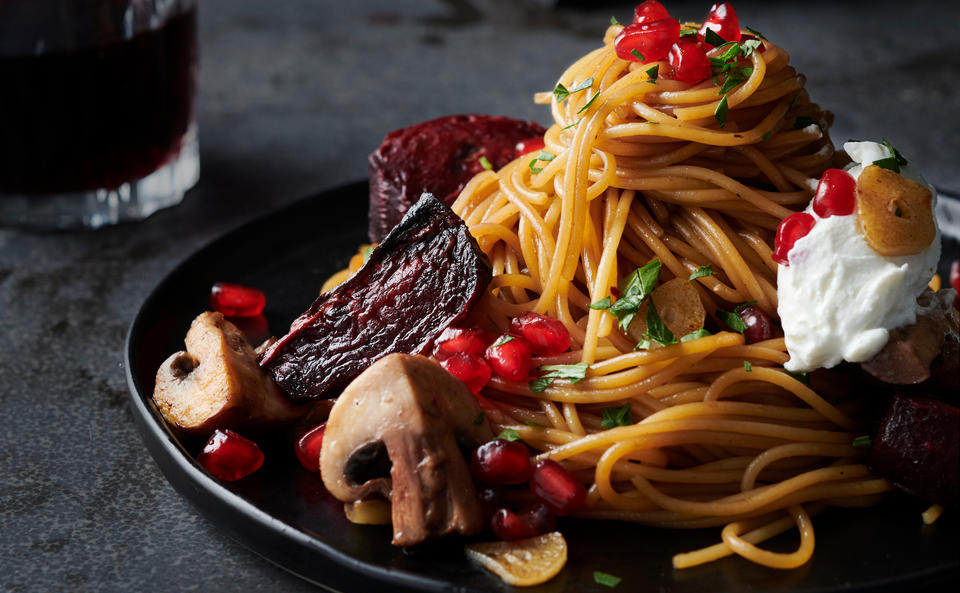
[777,141,940,372]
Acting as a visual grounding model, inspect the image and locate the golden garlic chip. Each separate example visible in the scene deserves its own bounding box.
[465,531,567,587]
[856,165,936,257]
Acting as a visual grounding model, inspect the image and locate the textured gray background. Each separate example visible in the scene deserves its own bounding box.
[1,1,958,591]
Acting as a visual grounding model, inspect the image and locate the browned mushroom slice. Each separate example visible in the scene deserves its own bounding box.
[320,353,493,546]
[153,312,304,434]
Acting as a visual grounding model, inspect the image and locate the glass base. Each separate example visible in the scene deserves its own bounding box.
[0,126,199,230]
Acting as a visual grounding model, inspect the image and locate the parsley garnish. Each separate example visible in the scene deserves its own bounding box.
[743,360,753,372]
[681,328,712,342]
[740,39,762,57]
[361,245,376,263]
[633,339,652,351]
[762,130,773,141]
[554,77,593,103]
[734,300,757,313]
[479,156,493,170]
[872,156,901,173]
[631,49,644,61]
[853,435,872,448]
[474,413,485,425]
[689,264,713,280]
[593,571,622,588]
[679,28,698,37]
[600,404,632,429]
[610,16,620,26]
[881,139,908,165]
[787,370,810,385]
[493,335,515,347]
[525,420,546,428]
[529,362,589,393]
[608,259,662,331]
[715,95,729,127]
[643,301,678,346]
[528,150,555,175]
[704,28,727,47]
[718,68,751,94]
[646,64,659,83]
[578,91,600,114]
[788,90,802,110]
[745,26,766,40]
[717,308,747,333]
[589,296,612,310]
[498,429,521,442]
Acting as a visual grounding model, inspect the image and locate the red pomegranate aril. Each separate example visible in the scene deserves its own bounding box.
[530,459,587,516]
[490,503,556,541]
[440,353,492,394]
[433,327,494,360]
[950,260,959,310]
[633,0,671,25]
[515,137,545,156]
[509,312,571,356]
[485,335,533,382]
[614,18,681,63]
[197,429,264,482]
[738,305,778,344]
[699,2,741,45]
[667,39,711,85]
[772,212,816,266]
[294,422,326,472]
[471,438,533,485]
[210,282,266,318]
[812,169,857,218]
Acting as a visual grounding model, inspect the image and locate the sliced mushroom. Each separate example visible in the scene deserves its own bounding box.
[153,312,304,434]
[320,353,493,546]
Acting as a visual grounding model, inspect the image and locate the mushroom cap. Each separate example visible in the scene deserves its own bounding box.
[153,312,303,434]
[320,353,493,546]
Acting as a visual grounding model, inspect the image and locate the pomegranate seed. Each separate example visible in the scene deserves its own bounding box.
[530,459,587,516]
[772,212,816,266]
[667,39,712,85]
[433,327,494,360]
[485,335,533,382]
[950,260,959,310]
[509,312,571,356]
[472,438,533,485]
[812,169,857,218]
[440,353,492,394]
[210,282,266,318]
[294,422,326,472]
[490,503,556,541]
[515,137,545,156]
[614,18,681,63]
[197,429,264,482]
[633,0,671,24]
[738,305,778,344]
[699,2,741,45]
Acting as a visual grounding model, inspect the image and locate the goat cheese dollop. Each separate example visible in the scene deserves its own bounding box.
[777,141,940,372]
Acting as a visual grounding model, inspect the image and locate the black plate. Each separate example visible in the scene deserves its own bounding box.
[125,181,960,593]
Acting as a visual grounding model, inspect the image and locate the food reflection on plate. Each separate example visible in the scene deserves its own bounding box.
[147,1,959,588]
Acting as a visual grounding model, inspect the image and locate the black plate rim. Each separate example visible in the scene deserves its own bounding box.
[124,181,960,593]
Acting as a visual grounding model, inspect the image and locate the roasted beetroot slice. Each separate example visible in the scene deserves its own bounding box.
[260,194,491,401]
[868,393,959,507]
[368,114,546,242]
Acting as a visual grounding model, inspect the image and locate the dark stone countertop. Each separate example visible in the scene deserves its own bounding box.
[1,1,958,591]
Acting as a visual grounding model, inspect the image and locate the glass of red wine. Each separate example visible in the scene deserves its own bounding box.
[0,0,199,230]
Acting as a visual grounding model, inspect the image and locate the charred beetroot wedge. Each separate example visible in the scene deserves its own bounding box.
[869,393,959,507]
[368,114,546,241]
[261,194,492,401]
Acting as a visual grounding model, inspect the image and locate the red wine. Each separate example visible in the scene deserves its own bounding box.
[0,8,197,194]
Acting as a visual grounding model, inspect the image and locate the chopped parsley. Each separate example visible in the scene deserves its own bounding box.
[745,26,766,40]
[743,360,753,372]
[734,300,757,313]
[704,27,727,47]
[498,428,520,442]
[681,328,712,342]
[788,90,802,110]
[474,413,485,425]
[593,571,623,588]
[643,301,677,346]
[762,130,773,141]
[553,77,594,103]
[600,403,632,429]
[717,308,747,333]
[589,296,612,310]
[529,150,555,174]
[882,139,908,165]
[679,28,698,37]
[715,95,729,127]
[853,435,872,448]
[361,245,376,263]
[646,64,659,83]
[689,264,714,281]
[529,362,589,393]
[740,39,763,57]
[479,156,493,170]
[631,49,644,61]
[578,91,601,114]
[525,420,546,428]
[872,156,902,173]
[608,259,662,331]
[493,335,515,347]
[787,370,810,385]
[610,16,620,26]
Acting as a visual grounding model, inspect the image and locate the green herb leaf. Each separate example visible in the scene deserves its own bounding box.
[553,82,570,103]
[646,64,659,83]
[681,328,712,342]
[525,420,546,428]
[474,413,485,425]
[881,139,908,165]
[643,301,677,346]
[740,39,762,57]
[570,77,594,94]
[745,26,766,40]
[362,245,376,263]
[852,435,872,448]
[743,360,753,372]
[528,150,555,175]
[493,335,515,347]
[762,130,773,141]
[788,90,802,110]
[734,300,757,313]
[593,571,622,588]
[787,370,810,385]
[689,264,714,280]
[714,95,729,127]
[609,259,661,331]
[479,156,493,170]
[600,403,632,429]
[717,309,747,333]
[717,42,741,63]
[610,16,620,26]
[498,429,520,442]
[704,27,727,47]
[631,49,644,61]
[589,296,612,310]
[679,28,698,37]
[529,362,589,393]
[872,156,901,174]
[578,91,600,114]
[633,339,652,351]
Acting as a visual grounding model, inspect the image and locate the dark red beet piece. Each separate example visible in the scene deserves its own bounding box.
[210,282,266,318]
[197,429,264,481]
[368,114,546,241]
[295,422,326,472]
[490,503,555,541]
[868,393,959,506]
[471,438,533,485]
[261,195,492,401]
[530,459,587,516]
